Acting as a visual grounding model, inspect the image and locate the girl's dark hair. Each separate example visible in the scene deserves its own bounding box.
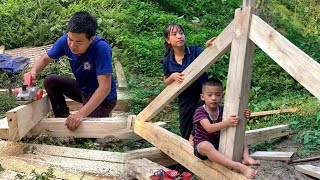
[67,11,97,39]
[163,23,184,57]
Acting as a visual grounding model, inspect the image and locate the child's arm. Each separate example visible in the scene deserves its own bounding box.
[200,115,240,133]
[163,72,184,85]
[244,109,251,119]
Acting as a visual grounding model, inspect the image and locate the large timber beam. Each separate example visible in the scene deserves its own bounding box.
[250,15,320,99]
[6,94,51,141]
[30,117,127,138]
[136,20,235,122]
[219,7,255,162]
[133,120,246,180]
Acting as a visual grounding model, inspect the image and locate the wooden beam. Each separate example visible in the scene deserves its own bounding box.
[0,140,129,179]
[129,158,170,180]
[0,45,4,54]
[136,20,235,122]
[127,147,177,167]
[291,156,320,164]
[114,58,128,90]
[250,15,320,99]
[30,117,127,138]
[250,151,294,161]
[243,0,255,7]
[133,120,246,180]
[295,165,320,179]
[0,156,110,180]
[245,124,290,145]
[250,108,298,118]
[219,7,255,162]
[0,118,9,139]
[6,94,51,141]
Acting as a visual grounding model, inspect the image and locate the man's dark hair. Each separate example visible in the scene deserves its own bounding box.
[202,78,223,92]
[67,11,97,39]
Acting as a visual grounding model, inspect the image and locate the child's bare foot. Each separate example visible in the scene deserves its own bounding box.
[242,157,260,166]
[238,164,258,179]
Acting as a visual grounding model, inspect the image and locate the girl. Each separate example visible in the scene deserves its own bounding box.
[162,23,214,143]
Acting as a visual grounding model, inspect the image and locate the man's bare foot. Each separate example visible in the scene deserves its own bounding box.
[238,164,258,179]
[242,157,260,166]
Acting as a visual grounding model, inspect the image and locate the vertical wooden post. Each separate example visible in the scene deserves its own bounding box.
[219,7,255,162]
[243,0,255,8]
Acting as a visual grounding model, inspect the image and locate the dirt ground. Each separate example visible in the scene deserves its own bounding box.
[252,136,320,180]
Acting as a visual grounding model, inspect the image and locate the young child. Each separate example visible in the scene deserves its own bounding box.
[193,78,259,179]
[161,23,210,142]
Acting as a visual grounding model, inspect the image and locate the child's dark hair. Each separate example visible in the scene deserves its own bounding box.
[163,23,184,57]
[67,11,97,39]
[202,78,223,91]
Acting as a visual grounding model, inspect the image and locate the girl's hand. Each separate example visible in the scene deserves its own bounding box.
[226,115,240,127]
[206,37,217,47]
[244,109,251,119]
[171,72,184,83]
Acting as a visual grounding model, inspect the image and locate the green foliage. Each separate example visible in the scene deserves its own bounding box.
[14,167,56,180]
[0,164,4,172]
[0,94,18,118]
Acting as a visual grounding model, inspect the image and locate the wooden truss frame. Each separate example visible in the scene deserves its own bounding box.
[0,0,319,179]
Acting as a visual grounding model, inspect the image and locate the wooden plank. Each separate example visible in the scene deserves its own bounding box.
[30,117,127,138]
[0,45,4,54]
[250,151,294,161]
[133,120,246,180]
[250,15,320,99]
[0,140,128,179]
[0,118,9,139]
[127,147,177,167]
[129,158,170,180]
[136,20,235,122]
[245,124,290,145]
[114,58,128,90]
[250,108,298,118]
[291,156,320,164]
[6,94,51,141]
[0,156,110,180]
[243,0,255,7]
[219,7,255,162]
[295,165,320,179]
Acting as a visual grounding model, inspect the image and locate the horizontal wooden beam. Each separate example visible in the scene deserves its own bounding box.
[136,20,235,122]
[245,124,290,145]
[250,151,294,161]
[29,116,165,140]
[250,15,320,99]
[6,94,51,141]
[30,117,127,138]
[133,119,246,180]
[250,108,298,118]
[0,156,109,180]
[295,165,320,179]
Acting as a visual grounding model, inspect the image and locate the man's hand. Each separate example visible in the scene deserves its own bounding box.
[65,113,84,131]
[24,72,37,86]
[170,72,184,83]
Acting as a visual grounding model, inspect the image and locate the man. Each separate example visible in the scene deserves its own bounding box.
[26,11,117,130]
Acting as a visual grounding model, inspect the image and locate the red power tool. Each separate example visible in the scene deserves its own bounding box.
[13,73,43,101]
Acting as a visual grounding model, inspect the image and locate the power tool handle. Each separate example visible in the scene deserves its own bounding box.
[24,73,33,87]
